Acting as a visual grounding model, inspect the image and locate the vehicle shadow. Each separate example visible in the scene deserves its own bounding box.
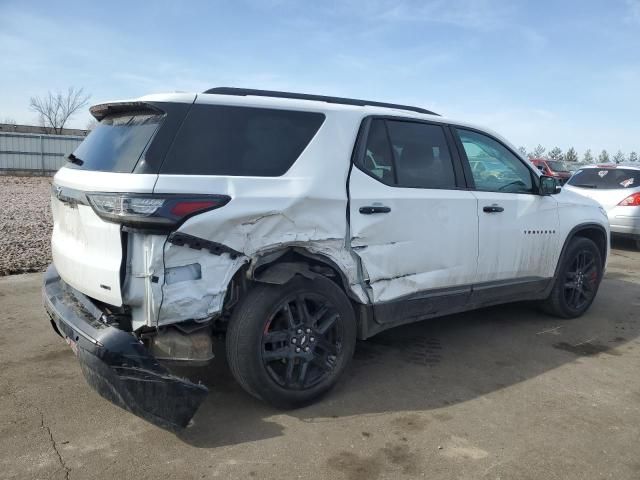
[176,275,640,448]
[611,236,638,253]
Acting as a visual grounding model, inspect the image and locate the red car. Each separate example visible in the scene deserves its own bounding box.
[530,158,572,184]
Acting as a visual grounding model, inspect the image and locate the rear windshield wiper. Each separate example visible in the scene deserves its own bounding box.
[573,183,598,189]
[67,153,84,165]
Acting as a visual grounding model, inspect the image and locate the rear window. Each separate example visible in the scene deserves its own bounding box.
[546,160,570,172]
[567,168,640,189]
[69,112,163,172]
[161,104,325,176]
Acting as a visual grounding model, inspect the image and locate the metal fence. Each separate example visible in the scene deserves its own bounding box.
[0,132,85,173]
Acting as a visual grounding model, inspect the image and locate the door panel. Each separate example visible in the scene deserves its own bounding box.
[472,191,560,282]
[349,167,478,303]
[454,127,561,283]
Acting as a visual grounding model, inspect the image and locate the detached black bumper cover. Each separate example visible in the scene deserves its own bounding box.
[42,265,208,430]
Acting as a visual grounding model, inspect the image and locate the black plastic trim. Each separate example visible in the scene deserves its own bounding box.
[363,277,552,339]
[554,223,609,277]
[168,232,243,259]
[42,265,208,430]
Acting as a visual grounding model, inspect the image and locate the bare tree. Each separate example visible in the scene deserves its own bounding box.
[29,87,90,134]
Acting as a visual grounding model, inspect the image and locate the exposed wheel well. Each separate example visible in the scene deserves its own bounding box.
[217,248,366,332]
[250,248,352,294]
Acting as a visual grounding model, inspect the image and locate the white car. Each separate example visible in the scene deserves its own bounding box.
[564,164,640,249]
[43,87,610,429]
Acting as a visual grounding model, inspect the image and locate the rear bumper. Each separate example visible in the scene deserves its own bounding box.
[42,265,208,430]
[608,207,640,237]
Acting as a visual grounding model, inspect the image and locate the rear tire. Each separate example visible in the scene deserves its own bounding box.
[226,275,356,409]
[540,237,603,318]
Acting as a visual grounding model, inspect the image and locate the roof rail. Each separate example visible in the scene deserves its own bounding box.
[202,87,439,116]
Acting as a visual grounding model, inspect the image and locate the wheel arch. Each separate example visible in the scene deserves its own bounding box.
[234,246,371,339]
[555,223,608,278]
[248,247,362,303]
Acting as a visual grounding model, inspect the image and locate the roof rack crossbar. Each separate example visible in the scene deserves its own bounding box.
[202,87,439,116]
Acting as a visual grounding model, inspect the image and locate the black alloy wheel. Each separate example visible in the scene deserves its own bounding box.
[261,293,342,390]
[541,236,603,318]
[563,249,599,310]
[226,275,356,408]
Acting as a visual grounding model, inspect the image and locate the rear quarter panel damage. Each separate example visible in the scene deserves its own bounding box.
[130,109,368,329]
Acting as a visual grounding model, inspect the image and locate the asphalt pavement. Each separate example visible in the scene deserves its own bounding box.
[1,239,639,480]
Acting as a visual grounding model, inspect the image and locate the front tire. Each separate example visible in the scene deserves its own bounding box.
[541,237,603,318]
[226,275,356,409]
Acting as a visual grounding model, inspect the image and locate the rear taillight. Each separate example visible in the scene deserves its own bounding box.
[86,193,230,230]
[618,192,640,207]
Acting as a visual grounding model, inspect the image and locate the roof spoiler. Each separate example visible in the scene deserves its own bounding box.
[90,101,164,121]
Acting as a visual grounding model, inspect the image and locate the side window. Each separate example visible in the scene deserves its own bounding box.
[360,119,396,184]
[456,128,533,193]
[359,119,457,189]
[161,105,325,176]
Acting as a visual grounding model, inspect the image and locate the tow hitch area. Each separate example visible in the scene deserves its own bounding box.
[43,266,208,430]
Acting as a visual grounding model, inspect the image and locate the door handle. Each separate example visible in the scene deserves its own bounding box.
[359,205,391,215]
[483,205,504,213]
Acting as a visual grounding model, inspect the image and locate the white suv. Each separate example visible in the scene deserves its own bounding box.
[43,87,610,429]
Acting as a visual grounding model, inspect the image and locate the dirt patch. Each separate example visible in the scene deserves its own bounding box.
[0,175,52,276]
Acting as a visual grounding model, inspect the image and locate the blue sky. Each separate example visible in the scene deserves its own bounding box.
[1,0,639,155]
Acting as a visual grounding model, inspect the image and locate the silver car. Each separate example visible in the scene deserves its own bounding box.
[565,164,640,248]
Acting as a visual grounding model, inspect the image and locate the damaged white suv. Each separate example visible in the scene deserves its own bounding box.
[44,87,609,429]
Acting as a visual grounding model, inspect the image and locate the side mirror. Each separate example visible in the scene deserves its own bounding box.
[539,175,561,195]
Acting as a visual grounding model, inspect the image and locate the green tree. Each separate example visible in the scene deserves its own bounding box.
[530,144,546,159]
[598,150,610,163]
[565,147,578,163]
[583,149,594,164]
[548,147,564,161]
[629,151,638,162]
[613,150,625,164]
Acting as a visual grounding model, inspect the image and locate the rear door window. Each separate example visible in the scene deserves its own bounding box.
[69,112,163,172]
[161,104,325,176]
[567,168,640,189]
[358,118,457,189]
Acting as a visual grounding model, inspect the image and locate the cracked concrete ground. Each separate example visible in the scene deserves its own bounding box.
[1,239,640,479]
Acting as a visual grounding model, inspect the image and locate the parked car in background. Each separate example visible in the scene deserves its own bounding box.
[43,88,610,430]
[565,164,640,249]
[530,158,572,184]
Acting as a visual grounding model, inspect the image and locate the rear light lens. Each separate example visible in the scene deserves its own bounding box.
[618,192,640,207]
[86,193,230,230]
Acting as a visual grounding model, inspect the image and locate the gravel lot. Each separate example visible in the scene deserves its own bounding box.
[0,175,52,276]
